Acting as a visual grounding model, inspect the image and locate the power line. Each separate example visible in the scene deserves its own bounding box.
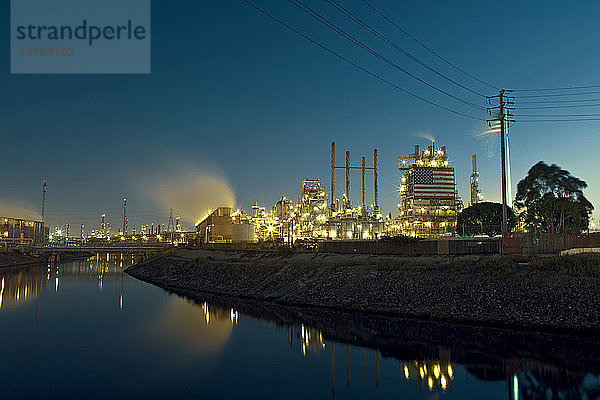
[288,0,485,110]
[244,0,484,120]
[514,85,600,92]
[327,0,487,97]
[517,90,600,98]
[515,97,600,104]
[518,103,600,110]
[518,112,600,117]
[518,118,600,122]
[359,0,499,90]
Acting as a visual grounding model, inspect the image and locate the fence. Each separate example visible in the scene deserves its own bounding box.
[318,238,500,256]
[503,232,600,255]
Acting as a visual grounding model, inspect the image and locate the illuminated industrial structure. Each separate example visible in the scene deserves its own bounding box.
[328,142,385,239]
[394,143,459,237]
[298,179,328,239]
[470,154,482,207]
[195,171,385,244]
[196,207,234,243]
[0,217,48,247]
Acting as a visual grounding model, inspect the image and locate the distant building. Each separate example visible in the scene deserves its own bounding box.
[196,207,257,243]
[196,207,233,243]
[0,217,48,247]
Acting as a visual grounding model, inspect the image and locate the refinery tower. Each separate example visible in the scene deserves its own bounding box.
[395,143,458,237]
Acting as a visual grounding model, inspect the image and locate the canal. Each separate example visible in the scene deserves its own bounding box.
[0,256,598,399]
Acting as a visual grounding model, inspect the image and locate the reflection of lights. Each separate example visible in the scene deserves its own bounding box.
[513,375,518,400]
[203,302,210,325]
[55,277,59,292]
[405,361,455,391]
[298,324,326,356]
[230,308,238,324]
[120,293,123,310]
[0,277,4,308]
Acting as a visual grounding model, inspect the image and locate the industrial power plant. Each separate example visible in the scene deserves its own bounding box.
[194,141,480,244]
[1,141,487,248]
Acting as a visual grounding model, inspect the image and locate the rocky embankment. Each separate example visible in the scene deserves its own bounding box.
[126,249,600,334]
[0,250,40,268]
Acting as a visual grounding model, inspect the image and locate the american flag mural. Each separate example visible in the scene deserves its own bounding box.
[413,168,455,199]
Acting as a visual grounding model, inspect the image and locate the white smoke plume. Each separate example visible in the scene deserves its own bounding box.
[0,203,41,220]
[145,164,235,226]
[415,132,436,143]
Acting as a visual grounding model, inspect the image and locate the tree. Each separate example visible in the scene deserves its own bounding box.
[457,202,515,236]
[514,161,593,234]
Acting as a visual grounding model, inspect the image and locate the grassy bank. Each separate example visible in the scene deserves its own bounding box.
[126,249,600,334]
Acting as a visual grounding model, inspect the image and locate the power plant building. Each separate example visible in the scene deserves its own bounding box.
[394,143,458,237]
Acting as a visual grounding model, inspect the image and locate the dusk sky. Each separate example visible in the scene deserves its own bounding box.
[3,0,600,230]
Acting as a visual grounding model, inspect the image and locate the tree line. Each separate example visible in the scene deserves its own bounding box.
[457,161,594,236]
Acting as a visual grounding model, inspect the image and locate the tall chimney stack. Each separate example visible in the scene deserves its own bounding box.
[331,142,336,212]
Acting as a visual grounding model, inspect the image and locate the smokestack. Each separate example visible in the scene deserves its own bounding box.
[122,198,127,235]
[40,180,47,243]
[80,224,84,238]
[414,145,420,158]
[41,181,46,224]
[427,145,433,157]
[361,156,366,212]
[374,149,379,211]
[331,142,335,212]
[345,150,350,208]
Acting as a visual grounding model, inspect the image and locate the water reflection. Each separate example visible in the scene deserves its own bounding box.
[0,258,598,399]
[0,253,140,310]
[151,296,233,362]
[177,292,600,399]
[402,360,454,391]
[0,264,46,309]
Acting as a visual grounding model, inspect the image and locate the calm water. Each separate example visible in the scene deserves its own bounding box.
[0,256,598,399]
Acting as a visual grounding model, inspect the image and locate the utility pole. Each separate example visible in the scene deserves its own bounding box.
[487,90,515,254]
[499,90,507,236]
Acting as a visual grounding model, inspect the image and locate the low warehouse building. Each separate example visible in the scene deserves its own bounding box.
[0,217,48,247]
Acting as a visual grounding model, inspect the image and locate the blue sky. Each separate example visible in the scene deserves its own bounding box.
[2,0,600,230]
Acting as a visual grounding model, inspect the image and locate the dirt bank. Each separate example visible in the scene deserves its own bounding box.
[126,249,600,334]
